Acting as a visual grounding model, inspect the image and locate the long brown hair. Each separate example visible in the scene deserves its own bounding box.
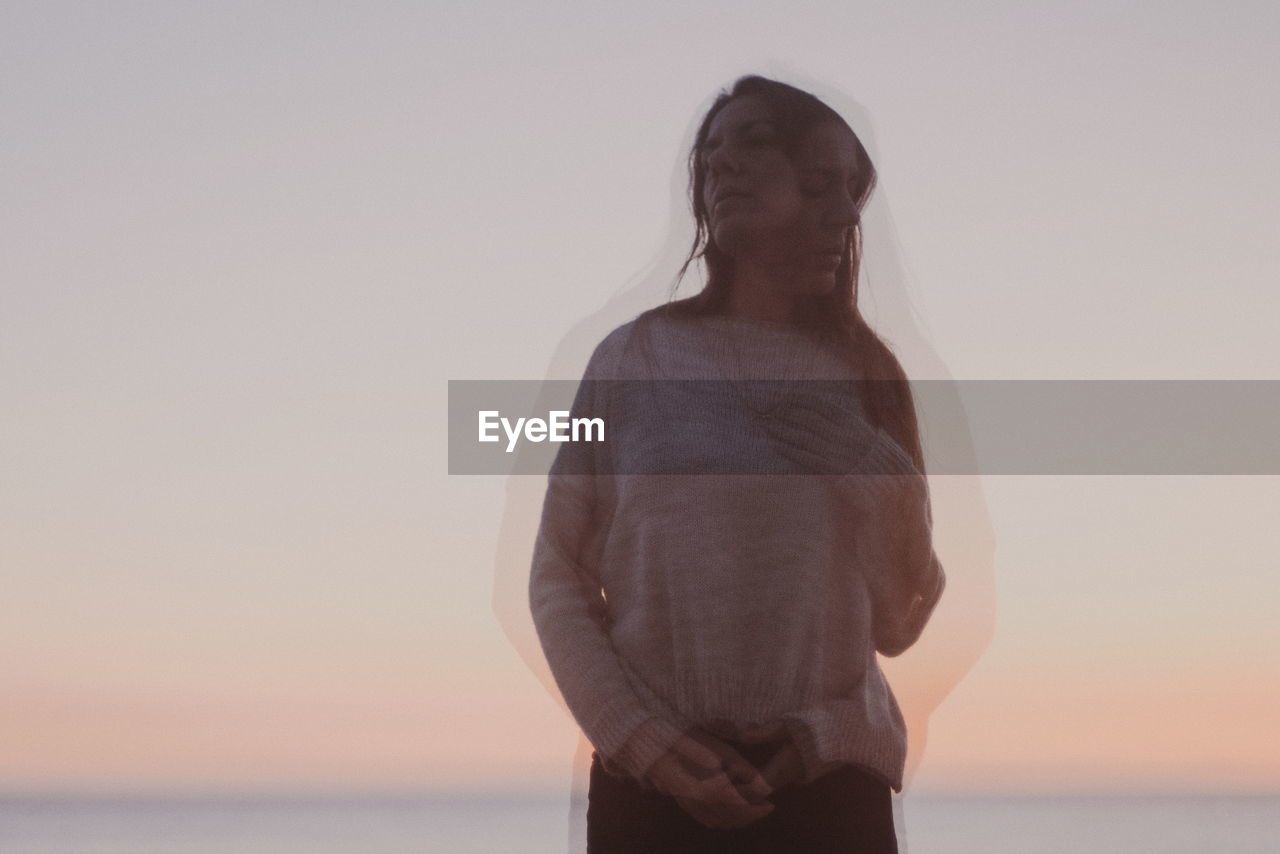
[648,74,925,473]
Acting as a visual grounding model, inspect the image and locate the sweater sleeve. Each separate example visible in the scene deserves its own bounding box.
[780,426,946,792]
[528,332,688,783]
[844,429,947,658]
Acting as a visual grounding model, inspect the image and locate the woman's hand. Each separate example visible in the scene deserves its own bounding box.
[759,388,885,477]
[758,739,808,791]
[642,733,775,829]
[682,727,776,800]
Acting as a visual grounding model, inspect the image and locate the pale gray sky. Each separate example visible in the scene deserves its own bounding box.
[3,1,1278,794]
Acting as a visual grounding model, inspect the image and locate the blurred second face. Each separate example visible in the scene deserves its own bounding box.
[701,96,863,297]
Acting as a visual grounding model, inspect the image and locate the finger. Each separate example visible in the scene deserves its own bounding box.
[683,732,774,801]
[688,768,773,823]
[760,745,805,790]
[772,441,835,475]
[720,756,773,802]
[695,770,753,805]
[760,752,782,789]
[765,418,877,475]
[663,765,740,804]
[671,738,727,780]
[780,396,878,444]
[789,396,857,435]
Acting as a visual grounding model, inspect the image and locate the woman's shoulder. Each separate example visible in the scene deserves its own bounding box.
[585,306,693,373]
[591,302,683,348]
[583,313,659,381]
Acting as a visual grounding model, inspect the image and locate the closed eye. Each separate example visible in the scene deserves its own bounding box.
[803,170,866,200]
[701,119,780,168]
[801,170,833,195]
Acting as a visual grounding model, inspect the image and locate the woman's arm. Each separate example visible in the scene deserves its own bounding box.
[830,426,946,657]
[528,335,687,782]
[755,399,947,786]
[765,393,946,656]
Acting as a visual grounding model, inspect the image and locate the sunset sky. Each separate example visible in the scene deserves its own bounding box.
[3,2,1278,796]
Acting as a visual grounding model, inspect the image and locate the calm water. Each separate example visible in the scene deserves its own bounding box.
[1,793,1275,853]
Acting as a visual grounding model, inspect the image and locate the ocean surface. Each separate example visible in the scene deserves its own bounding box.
[1,793,1275,853]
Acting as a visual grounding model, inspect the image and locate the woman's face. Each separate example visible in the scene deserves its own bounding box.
[700,96,864,294]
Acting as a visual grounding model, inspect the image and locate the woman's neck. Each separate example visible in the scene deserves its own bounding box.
[724,274,802,326]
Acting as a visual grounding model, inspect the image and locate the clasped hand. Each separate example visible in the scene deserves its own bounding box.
[641,728,807,830]
[752,386,885,477]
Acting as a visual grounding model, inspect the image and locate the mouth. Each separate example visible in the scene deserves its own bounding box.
[809,249,844,268]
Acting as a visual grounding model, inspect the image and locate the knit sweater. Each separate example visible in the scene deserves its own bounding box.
[528,309,945,793]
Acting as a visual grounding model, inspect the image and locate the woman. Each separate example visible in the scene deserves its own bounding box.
[529,75,945,853]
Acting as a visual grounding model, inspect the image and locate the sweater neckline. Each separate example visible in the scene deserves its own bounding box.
[698,313,812,333]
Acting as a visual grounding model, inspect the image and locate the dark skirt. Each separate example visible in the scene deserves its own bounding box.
[585,741,898,854]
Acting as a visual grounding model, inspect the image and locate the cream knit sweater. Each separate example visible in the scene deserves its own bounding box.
[529,309,945,793]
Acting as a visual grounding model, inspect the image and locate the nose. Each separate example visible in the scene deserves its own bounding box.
[705,144,739,177]
[827,189,859,228]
